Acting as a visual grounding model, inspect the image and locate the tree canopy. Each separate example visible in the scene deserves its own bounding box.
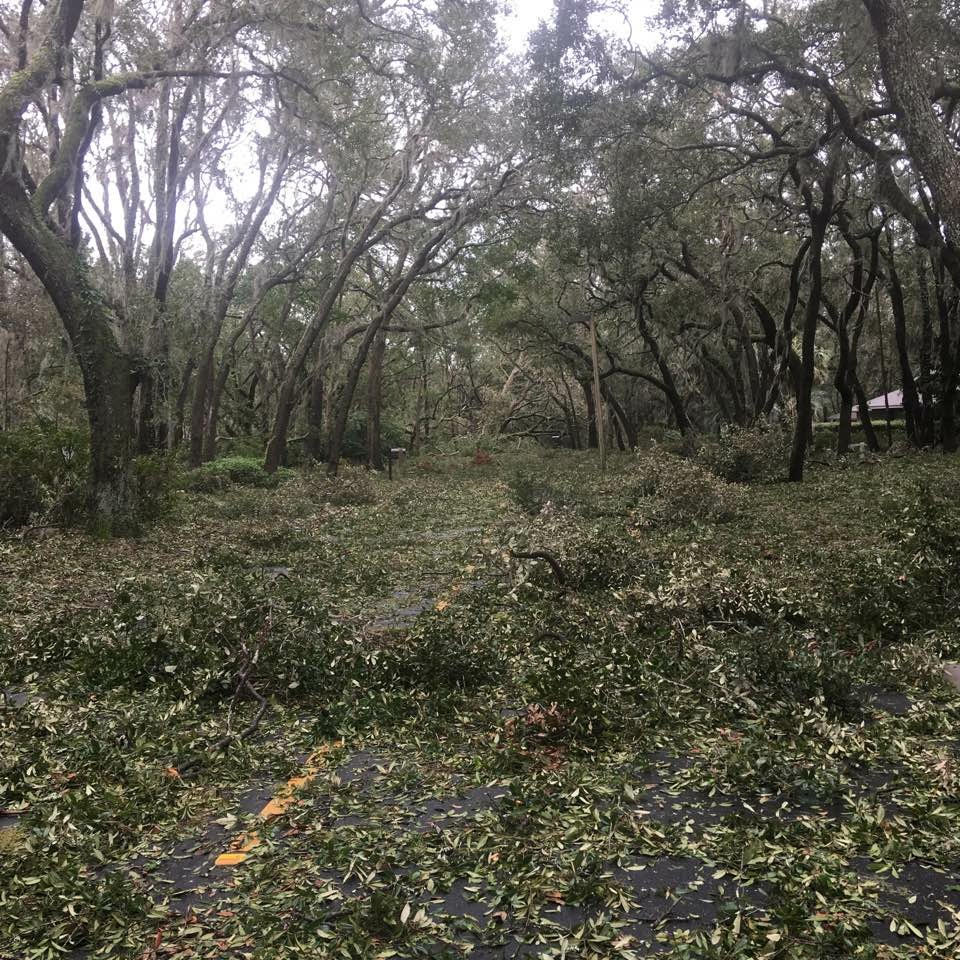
[1,0,959,526]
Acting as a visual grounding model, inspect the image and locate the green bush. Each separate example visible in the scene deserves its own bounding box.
[182,455,292,492]
[698,423,790,483]
[0,424,89,528]
[0,425,181,530]
[524,629,620,743]
[216,435,266,460]
[131,454,179,521]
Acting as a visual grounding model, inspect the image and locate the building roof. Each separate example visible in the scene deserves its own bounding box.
[852,390,908,414]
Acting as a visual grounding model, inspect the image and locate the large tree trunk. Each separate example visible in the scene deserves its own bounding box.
[835,323,855,456]
[789,162,836,481]
[137,355,169,454]
[172,357,196,452]
[885,249,923,443]
[0,182,136,531]
[916,248,936,445]
[851,372,881,452]
[833,227,879,455]
[634,300,690,434]
[86,340,137,530]
[188,339,215,467]
[738,316,763,419]
[203,356,230,462]
[864,0,960,251]
[58,305,136,523]
[367,328,387,470]
[305,363,325,464]
[560,377,581,449]
[789,244,824,483]
[934,262,959,451]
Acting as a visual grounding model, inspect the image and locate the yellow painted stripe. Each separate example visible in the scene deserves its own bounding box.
[434,580,462,612]
[214,740,341,867]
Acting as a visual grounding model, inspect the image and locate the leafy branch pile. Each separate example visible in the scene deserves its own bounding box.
[1,451,960,958]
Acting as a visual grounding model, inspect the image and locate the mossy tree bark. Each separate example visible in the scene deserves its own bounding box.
[0,183,137,529]
[863,0,960,250]
[0,0,142,530]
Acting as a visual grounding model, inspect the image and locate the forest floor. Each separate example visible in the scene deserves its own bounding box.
[3,447,960,959]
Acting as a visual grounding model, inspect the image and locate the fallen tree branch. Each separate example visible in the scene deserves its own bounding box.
[173,680,269,777]
[170,607,273,777]
[510,550,567,589]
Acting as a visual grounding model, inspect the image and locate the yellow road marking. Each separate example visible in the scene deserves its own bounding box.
[434,581,462,612]
[214,740,341,867]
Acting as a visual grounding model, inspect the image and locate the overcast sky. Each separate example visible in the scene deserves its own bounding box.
[498,0,661,54]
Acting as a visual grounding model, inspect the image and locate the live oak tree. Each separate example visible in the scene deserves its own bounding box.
[0,0,271,528]
[4,0,960,517]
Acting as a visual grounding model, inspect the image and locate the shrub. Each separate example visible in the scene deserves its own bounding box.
[0,424,89,528]
[632,449,745,524]
[570,526,646,590]
[182,455,292,492]
[131,454,179,521]
[698,423,790,484]
[391,601,497,696]
[523,630,618,743]
[216,436,266,460]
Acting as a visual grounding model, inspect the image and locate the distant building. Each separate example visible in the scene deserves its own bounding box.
[851,390,915,421]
